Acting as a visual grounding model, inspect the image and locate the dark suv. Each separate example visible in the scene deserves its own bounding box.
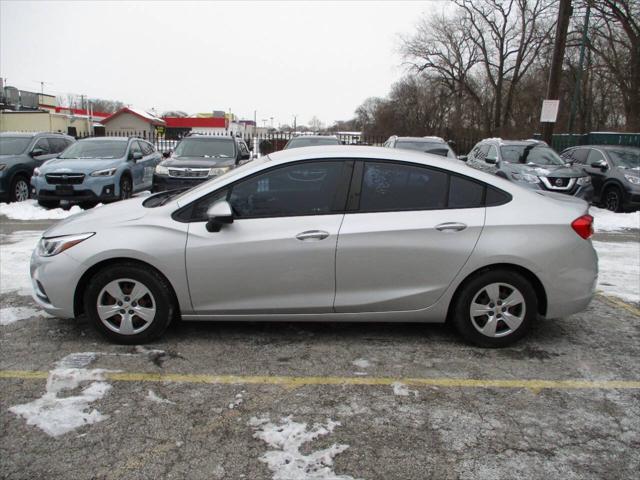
[152,135,251,192]
[561,145,640,212]
[466,138,593,201]
[0,132,75,202]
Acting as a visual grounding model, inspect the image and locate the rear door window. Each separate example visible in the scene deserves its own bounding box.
[359,162,448,212]
[449,175,485,208]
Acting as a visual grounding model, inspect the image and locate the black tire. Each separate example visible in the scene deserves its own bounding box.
[10,174,31,202]
[84,263,175,344]
[37,199,60,209]
[603,185,623,212]
[451,269,537,348]
[119,175,133,200]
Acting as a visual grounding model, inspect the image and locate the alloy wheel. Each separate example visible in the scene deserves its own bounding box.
[469,282,526,338]
[605,189,620,212]
[96,278,156,335]
[14,179,30,202]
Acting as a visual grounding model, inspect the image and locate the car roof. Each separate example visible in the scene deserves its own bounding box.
[585,145,639,151]
[182,134,235,141]
[290,135,338,139]
[0,131,72,138]
[78,136,131,142]
[395,136,446,143]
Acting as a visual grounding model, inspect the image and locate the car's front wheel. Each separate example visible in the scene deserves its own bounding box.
[10,175,30,202]
[119,175,133,200]
[452,269,537,348]
[603,185,623,212]
[84,263,175,344]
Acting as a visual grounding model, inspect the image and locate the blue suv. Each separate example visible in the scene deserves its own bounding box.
[32,137,162,208]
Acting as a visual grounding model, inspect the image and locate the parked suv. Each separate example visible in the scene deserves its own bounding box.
[466,139,593,201]
[561,145,640,212]
[283,135,341,150]
[384,136,457,159]
[0,132,75,203]
[31,137,161,208]
[153,135,251,192]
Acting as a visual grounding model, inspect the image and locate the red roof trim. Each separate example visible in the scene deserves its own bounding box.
[164,117,227,128]
[53,106,110,118]
[101,107,166,126]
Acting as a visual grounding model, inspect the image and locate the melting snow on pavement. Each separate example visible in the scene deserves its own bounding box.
[0,306,43,325]
[391,382,417,397]
[590,207,640,232]
[146,389,175,405]
[351,359,370,369]
[9,352,114,437]
[249,416,357,480]
[0,230,42,296]
[0,200,86,221]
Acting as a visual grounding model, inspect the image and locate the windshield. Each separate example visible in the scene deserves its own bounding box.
[174,138,236,158]
[59,140,127,159]
[396,141,451,157]
[607,149,640,169]
[500,145,565,166]
[286,137,341,149]
[0,137,32,155]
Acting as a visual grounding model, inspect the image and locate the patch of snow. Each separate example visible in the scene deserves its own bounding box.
[0,230,41,295]
[228,390,245,409]
[0,200,86,220]
[593,240,640,303]
[391,382,417,397]
[249,416,357,480]
[351,358,370,369]
[9,352,114,437]
[591,207,640,232]
[0,306,44,325]
[146,389,175,405]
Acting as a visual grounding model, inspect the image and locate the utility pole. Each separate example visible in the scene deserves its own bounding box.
[541,0,573,144]
[293,114,297,132]
[568,5,590,132]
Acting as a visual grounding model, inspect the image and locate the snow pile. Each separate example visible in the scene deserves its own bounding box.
[593,241,640,303]
[590,207,640,232]
[248,416,357,480]
[9,352,114,437]
[0,231,41,296]
[146,390,175,405]
[0,306,42,325]
[0,200,84,220]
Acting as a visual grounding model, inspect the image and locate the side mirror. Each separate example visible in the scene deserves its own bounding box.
[590,160,607,170]
[206,200,234,232]
[485,157,497,165]
[130,151,143,161]
[30,148,46,157]
[162,151,171,159]
[457,155,468,162]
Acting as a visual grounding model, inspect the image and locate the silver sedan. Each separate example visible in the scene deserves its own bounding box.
[30,146,598,347]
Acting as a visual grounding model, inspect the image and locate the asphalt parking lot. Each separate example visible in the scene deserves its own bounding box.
[1,217,639,480]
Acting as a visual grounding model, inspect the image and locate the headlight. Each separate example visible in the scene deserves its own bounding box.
[155,165,169,175]
[577,176,591,185]
[511,172,540,184]
[0,163,6,172]
[37,233,95,257]
[32,167,41,177]
[624,174,640,185]
[209,166,231,177]
[90,168,117,177]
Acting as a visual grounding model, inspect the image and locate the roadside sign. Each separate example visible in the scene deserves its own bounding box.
[540,99,560,123]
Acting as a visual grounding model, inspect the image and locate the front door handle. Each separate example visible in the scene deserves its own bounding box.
[296,230,330,241]
[436,222,467,232]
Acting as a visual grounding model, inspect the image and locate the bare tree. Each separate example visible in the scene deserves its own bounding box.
[308,116,324,131]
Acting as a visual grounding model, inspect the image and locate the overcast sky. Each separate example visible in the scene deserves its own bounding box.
[1,0,452,127]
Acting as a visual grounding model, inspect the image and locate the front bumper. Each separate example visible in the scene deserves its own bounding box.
[30,248,84,319]
[516,179,594,202]
[32,175,119,203]
[152,174,209,192]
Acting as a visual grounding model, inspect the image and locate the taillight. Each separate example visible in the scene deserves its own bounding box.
[572,214,594,239]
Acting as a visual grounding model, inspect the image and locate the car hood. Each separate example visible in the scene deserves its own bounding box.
[506,163,584,177]
[162,157,235,168]
[43,196,148,238]
[41,157,122,174]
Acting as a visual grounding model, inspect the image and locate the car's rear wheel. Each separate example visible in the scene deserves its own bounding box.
[37,199,60,209]
[603,186,622,212]
[84,263,175,344]
[10,175,30,202]
[119,175,132,200]
[452,269,537,348]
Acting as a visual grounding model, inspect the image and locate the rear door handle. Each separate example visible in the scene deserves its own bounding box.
[435,222,467,232]
[296,230,330,241]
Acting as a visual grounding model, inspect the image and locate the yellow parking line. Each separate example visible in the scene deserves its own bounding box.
[1,370,639,391]
[596,293,640,317]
